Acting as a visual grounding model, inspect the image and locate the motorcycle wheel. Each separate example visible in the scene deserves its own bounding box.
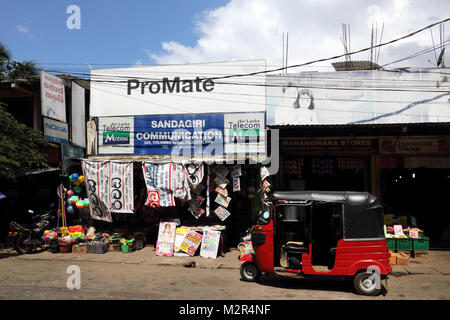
[14,234,35,254]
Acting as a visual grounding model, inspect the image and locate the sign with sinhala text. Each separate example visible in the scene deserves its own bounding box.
[40,70,66,122]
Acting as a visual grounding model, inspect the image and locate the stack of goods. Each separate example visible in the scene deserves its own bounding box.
[385,222,429,264]
[120,238,135,253]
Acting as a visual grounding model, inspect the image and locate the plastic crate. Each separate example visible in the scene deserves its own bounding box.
[87,242,107,254]
[396,238,413,251]
[121,244,134,253]
[413,236,429,251]
[386,238,396,251]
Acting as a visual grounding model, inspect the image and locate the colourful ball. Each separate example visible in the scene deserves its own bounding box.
[83,198,90,207]
[71,173,79,181]
[66,206,74,214]
[74,185,82,194]
[79,176,85,183]
[67,190,74,197]
[70,196,79,204]
[68,175,73,182]
[50,231,57,238]
[76,200,84,209]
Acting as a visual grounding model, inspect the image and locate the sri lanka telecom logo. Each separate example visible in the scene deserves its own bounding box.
[102,121,131,145]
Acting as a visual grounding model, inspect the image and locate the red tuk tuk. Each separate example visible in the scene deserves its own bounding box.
[239,191,392,296]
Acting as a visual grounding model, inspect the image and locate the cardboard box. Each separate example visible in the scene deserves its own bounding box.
[72,245,88,254]
[389,252,398,265]
[397,252,409,265]
[398,250,411,258]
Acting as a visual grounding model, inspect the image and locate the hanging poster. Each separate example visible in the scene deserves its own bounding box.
[233,177,241,192]
[215,194,231,208]
[184,163,204,188]
[180,229,203,256]
[215,186,228,197]
[230,165,242,178]
[109,162,134,213]
[214,206,231,221]
[200,229,221,259]
[82,160,112,223]
[188,201,205,219]
[156,222,177,256]
[174,227,190,256]
[214,175,229,189]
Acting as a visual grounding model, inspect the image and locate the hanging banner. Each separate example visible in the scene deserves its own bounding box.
[142,163,175,207]
[180,229,203,256]
[156,222,177,256]
[184,163,204,188]
[174,227,190,256]
[142,162,191,207]
[109,162,134,213]
[81,160,112,223]
[200,229,221,259]
[40,70,66,122]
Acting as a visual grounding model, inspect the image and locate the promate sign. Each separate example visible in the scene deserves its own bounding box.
[127,77,215,95]
[89,60,266,117]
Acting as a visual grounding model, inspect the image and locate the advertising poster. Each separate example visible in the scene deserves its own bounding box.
[81,160,112,223]
[108,162,134,213]
[174,227,190,256]
[71,81,86,148]
[156,222,177,256]
[40,70,66,122]
[200,229,221,259]
[180,229,203,256]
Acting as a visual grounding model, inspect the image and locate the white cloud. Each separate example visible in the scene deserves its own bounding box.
[147,0,450,70]
[15,25,33,38]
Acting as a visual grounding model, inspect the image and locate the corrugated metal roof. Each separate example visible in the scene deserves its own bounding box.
[331,60,381,71]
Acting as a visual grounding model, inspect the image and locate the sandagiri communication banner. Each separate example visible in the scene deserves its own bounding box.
[97,112,266,155]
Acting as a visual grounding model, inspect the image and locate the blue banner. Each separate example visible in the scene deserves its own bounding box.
[133,113,225,155]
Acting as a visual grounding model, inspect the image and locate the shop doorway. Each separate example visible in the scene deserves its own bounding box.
[381,167,450,248]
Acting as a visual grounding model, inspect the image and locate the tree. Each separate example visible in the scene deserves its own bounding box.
[0,41,37,82]
[0,43,55,181]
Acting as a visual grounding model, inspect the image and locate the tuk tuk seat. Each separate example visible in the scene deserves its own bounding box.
[284,241,308,254]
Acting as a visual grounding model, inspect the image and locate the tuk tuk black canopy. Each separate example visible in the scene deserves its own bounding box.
[270,191,385,240]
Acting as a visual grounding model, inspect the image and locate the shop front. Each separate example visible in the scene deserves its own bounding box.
[56,60,271,258]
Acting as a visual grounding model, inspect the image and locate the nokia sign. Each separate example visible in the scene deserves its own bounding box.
[127,77,215,95]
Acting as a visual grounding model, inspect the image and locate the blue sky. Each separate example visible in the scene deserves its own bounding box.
[0,0,228,70]
[1,0,449,75]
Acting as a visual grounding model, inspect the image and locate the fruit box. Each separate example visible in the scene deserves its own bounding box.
[72,245,88,254]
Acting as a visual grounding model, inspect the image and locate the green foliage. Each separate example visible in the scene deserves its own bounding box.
[0,102,56,181]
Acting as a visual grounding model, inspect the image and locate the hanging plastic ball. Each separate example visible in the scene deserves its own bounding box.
[67,190,74,197]
[68,175,74,182]
[70,196,79,204]
[71,173,79,181]
[76,200,85,209]
[67,199,72,205]
[66,205,74,214]
[79,176,85,183]
[74,185,82,194]
[83,198,90,207]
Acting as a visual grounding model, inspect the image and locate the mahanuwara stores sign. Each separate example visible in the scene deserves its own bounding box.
[280,137,378,154]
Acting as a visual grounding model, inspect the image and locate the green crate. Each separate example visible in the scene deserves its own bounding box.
[413,236,429,251]
[396,238,413,251]
[385,238,396,251]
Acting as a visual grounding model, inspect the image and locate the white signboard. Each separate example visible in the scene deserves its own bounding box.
[97,117,134,155]
[267,68,450,126]
[43,117,68,144]
[40,70,66,122]
[90,60,266,117]
[71,81,86,148]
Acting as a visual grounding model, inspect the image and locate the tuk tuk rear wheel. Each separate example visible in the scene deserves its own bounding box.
[353,271,382,296]
[240,262,261,282]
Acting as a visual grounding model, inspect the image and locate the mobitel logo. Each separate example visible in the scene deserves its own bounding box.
[103,131,130,145]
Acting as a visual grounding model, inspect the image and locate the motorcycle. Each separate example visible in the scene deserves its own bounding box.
[9,208,57,254]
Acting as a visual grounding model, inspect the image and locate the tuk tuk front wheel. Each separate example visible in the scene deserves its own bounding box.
[353,271,382,296]
[240,262,261,282]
